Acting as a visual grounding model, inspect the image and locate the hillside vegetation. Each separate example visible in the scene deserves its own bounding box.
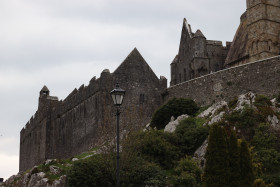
[3,92,280,187]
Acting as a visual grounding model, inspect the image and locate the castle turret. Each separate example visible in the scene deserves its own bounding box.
[190,29,210,78]
[38,85,58,117]
[40,85,49,97]
[193,29,207,58]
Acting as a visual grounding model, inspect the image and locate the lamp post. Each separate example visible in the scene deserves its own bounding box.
[110,83,125,187]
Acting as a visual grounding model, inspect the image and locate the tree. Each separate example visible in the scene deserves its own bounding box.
[228,130,241,187]
[204,123,229,187]
[171,156,202,187]
[240,139,254,187]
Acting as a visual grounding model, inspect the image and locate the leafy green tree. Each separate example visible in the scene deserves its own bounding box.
[252,123,280,185]
[171,156,202,187]
[150,98,199,129]
[228,130,241,187]
[204,123,229,187]
[240,140,254,187]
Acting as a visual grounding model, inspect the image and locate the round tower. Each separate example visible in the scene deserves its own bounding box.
[246,0,280,61]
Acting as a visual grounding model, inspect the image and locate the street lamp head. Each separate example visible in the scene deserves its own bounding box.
[110,83,126,106]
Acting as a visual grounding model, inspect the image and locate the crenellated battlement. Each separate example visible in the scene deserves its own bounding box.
[20,48,167,172]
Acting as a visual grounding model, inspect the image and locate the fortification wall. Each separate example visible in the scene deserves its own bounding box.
[19,48,167,172]
[165,56,280,106]
[46,73,115,160]
[19,113,48,172]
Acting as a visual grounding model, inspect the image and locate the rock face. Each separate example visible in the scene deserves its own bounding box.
[2,168,66,187]
[268,115,280,131]
[164,114,189,133]
[194,139,208,168]
[193,92,280,167]
[2,173,66,187]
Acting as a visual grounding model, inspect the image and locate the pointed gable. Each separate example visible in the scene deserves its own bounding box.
[41,85,49,92]
[113,48,159,82]
[178,18,193,56]
[194,29,205,38]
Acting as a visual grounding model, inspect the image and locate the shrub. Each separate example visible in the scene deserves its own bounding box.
[170,156,202,187]
[226,106,257,127]
[121,158,166,186]
[252,123,277,150]
[123,130,181,169]
[276,93,280,103]
[174,117,208,155]
[150,98,199,129]
[228,97,238,109]
[253,178,273,187]
[67,155,114,187]
[254,95,272,107]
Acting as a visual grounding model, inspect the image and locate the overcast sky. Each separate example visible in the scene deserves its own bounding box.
[0,0,246,179]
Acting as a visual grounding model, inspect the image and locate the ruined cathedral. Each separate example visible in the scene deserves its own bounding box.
[170,0,280,85]
[20,0,280,172]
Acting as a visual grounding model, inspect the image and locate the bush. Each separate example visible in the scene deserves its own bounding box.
[150,98,199,129]
[170,156,202,187]
[127,130,181,169]
[253,178,273,187]
[225,106,257,129]
[121,158,166,186]
[252,123,277,150]
[228,97,238,109]
[67,155,114,187]
[276,93,280,103]
[254,95,272,107]
[174,117,208,155]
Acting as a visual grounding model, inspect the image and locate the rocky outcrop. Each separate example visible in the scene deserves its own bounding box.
[2,164,66,187]
[2,172,66,187]
[164,114,189,133]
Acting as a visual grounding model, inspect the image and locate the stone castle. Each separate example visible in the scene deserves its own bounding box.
[171,0,280,85]
[20,0,280,172]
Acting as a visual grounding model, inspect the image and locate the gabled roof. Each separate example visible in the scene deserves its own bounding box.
[171,55,179,64]
[194,29,205,38]
[41,85,49,92]
[113,48,159,81]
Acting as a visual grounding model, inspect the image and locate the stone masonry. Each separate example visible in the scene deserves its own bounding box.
[170,18,231,86]
[171,0,280,86]
[166,55,280,106]
[19,48,167,172]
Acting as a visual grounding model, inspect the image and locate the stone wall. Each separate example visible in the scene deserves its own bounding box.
[19,48,167,172]
[165,56,280,106]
